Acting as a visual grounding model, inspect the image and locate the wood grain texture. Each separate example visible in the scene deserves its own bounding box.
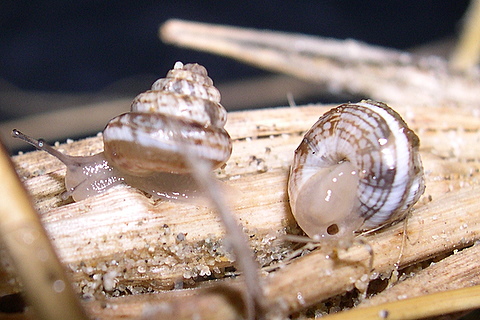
[160,20,480,106]
[4,101,480,319]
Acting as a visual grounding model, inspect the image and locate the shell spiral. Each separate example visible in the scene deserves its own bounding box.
[288,100,425,241]
[103,62,232,175]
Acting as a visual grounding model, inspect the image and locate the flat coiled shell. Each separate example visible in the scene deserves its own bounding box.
[288,100,425,241]
[103,62,232,175]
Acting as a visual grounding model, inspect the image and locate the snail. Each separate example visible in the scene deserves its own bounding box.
[13,62,232,202]
[288,100,425,241]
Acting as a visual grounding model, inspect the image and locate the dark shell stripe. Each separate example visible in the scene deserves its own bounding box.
[289,100,424,235]
[103,62,232,175]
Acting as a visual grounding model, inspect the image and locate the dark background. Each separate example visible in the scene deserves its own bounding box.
[0,1,471,121]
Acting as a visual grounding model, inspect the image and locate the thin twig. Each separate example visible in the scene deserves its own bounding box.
[181,151,266,319]
[169,93,266,319]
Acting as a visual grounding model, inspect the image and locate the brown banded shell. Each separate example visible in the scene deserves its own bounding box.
[103,61,232,175]
[288,100,425,241]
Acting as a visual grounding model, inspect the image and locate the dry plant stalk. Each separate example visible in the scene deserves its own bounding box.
[451,0,480,71]
[322,285,480,320]
[160,19,480,106]
[3,100,480,319]
[358,243,480,308]
[177,125,266,319]
[0,141,88,319]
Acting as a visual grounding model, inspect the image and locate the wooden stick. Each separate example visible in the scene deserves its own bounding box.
[320,285,480,320]
[160,19,480,106]
[0,141,88,319]
[358,244,480,309]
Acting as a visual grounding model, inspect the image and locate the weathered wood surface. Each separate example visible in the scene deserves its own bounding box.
[5,100,480,319]
[161,20,480,107]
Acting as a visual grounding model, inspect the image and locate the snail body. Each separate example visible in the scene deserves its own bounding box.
[13,62,232,202]
[288,100,425,241]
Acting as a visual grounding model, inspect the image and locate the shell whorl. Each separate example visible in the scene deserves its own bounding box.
[103,62,232,175]
[288,100,425,240]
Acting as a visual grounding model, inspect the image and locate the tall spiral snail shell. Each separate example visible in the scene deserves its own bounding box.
[13,62,232,202]
[288,100,425,241]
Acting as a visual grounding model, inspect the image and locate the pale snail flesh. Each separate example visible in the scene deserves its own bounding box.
[288,100,425,241]
[13,62,232,202]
